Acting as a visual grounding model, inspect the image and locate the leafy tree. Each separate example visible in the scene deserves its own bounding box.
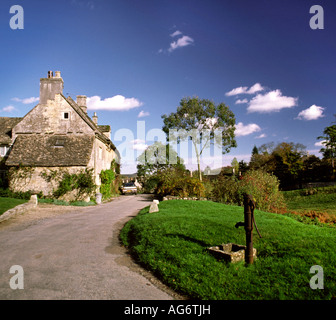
[258,142,275,155]
[249,142,307,188]
[272,142,306,180]
[239,160,249,174]
[252,145,259,155]
[162,97,236,181]
[301,155,325,183]
[250,142,276,172]
[137,141,185,181]
[318,124,336,179]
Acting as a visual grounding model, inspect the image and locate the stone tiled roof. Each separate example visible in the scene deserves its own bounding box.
[6,134,94,167]
[64,95,116,151]
[0,117,22,144]
[98,125,111,133]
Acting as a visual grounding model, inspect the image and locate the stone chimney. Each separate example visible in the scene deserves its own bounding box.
[92,112,98,126]
[39,70,64,105]
[77,95,87,113]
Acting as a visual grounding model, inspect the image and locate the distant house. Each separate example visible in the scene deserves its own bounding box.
[0,71,120,198]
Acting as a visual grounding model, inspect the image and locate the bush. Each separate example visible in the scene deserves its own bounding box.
[143,175,160,194]
[100,169,116,200]
[239,170,287,213]
[53,169,96,200]
[211,176,240,205]
[0,188,32,200]
[156,168,205,198]
[202,179,214,199]
[209,170,287,213]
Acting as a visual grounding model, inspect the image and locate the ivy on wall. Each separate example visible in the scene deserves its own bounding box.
[41,168,96,200]
[100,160,121,200]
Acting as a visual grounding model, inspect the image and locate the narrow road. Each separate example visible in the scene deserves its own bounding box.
[0,195,176,300]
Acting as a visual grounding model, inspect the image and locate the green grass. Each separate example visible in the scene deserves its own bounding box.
[283,186,336,216]
[120,200,336,300]
[0,197,28,216]
[38,198,96,206]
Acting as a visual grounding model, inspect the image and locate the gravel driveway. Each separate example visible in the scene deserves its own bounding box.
[0,195,180,300]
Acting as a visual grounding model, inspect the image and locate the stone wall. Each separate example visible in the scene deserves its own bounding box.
[12,94,94,138]
[9,166,88,196]
[89,138,118,188]
[0,195,37,223]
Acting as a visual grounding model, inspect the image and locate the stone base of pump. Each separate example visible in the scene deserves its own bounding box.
[208,243,257,263]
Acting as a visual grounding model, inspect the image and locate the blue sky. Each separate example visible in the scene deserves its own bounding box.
[0,0,335,173]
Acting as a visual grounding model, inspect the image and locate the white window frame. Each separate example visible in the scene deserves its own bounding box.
[62,112,70,120]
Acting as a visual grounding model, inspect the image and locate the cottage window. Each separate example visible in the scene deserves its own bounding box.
[0,145,10,157]
[63,112,69,119]
[99,147,103,160]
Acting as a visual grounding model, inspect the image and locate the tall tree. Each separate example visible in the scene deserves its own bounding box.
[137,141,185,179]
[252,145,259,155]
[272,142,306,187]
[318,124,336,179]
[249,142,307,188]
[162,97,236,181]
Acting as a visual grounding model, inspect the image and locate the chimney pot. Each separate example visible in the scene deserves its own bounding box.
[92,112,98,126]
[40,70,64,105]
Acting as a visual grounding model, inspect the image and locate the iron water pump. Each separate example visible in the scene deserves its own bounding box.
[235,193,262,264]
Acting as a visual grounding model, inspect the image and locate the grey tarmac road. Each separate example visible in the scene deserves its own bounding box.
[0,195,177,300]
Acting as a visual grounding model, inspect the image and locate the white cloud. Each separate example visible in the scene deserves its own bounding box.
[247,89,298,113]
[169,35,194,52]
[255,133,266,139]
[12,97,39,104]
[247,83,264,94]
[130,139,148,151]
[226,83,264,96]
[1,105,16,112]
[235,98,248,104]
[225,86,248,96]
[296,105,324,120]
[87,95,143,111]
[138,110,150,118]
[159,30,194,54]
[235,122,261,137]
[132,143,148,151]
[170,30,182,37]
[315,140,326,147]
[131,139,146,144]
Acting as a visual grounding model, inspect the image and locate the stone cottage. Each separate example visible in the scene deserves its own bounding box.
[0,71,120,199]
